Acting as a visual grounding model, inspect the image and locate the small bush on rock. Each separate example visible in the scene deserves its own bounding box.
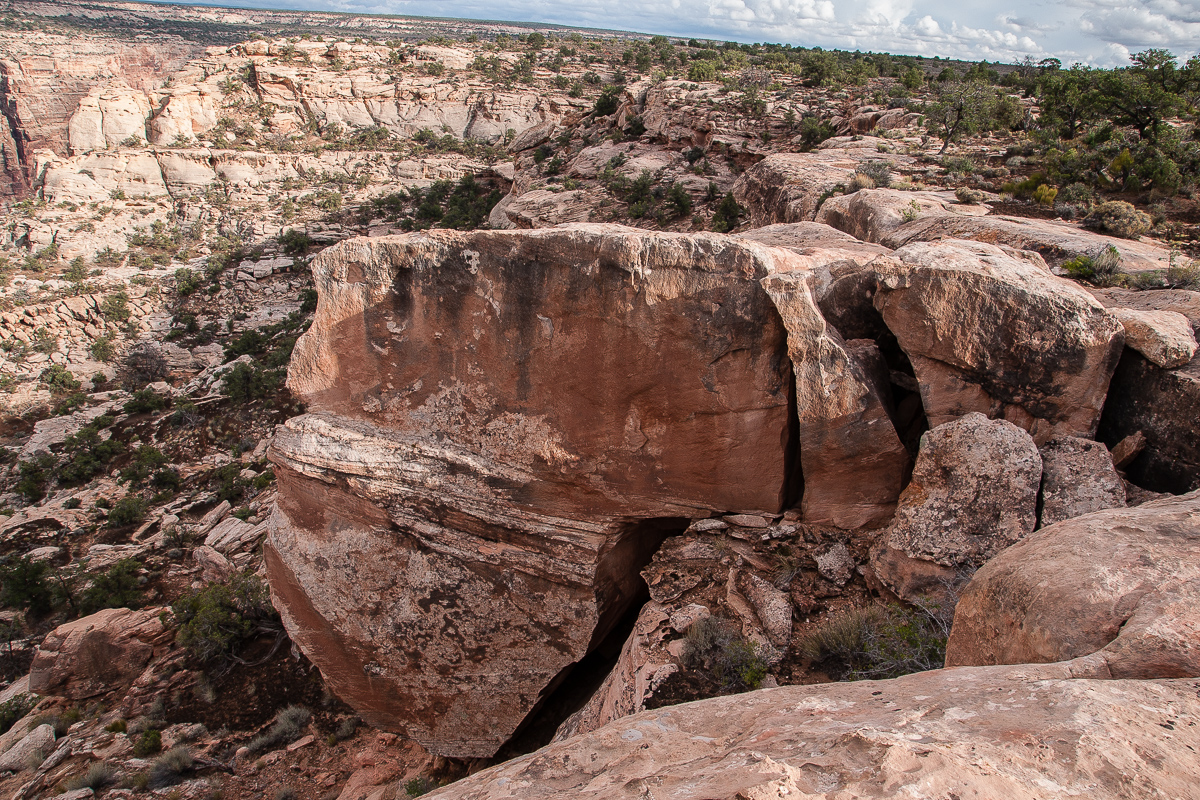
[173,573,279,663]
[246,705,310,754]
[66,761,117,791]
[149,745,191,788]
[799,600,950,680]
[0,694,36,735]
[682,617,768,691]
[1084,201,1152,239]
[132,729,162,757]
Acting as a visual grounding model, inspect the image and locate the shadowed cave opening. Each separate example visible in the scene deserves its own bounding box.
[490,516,691,761]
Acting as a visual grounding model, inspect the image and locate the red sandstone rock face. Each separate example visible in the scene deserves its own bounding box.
[268,225,808,757]
[28,607,171,700]
[873,240,1125,442]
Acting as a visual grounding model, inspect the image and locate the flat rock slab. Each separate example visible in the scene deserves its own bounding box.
[421,666,1200,800]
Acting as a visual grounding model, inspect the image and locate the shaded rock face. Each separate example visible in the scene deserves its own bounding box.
[28,607,170,699]
[873,413,1042,598]
[1098,350,1200,493]
[420,666,1200,800]
[1037,436,1125,527]
[268,225,804,757]
[946,491,1200,679]
[873,240,1125,442]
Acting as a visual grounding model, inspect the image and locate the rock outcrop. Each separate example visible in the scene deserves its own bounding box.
[946,491,1200,679]
[732,141,914,227]
[872,413,1042,598]
[1098,350,1200,493]
[815,187,1173,272]
[1111,307,1198,368]
[762,270,909,528]
[28,607,170,699]
[268,225,808,757]
[420,666,1200,800]
[1037,436,1125,527]
[873,240,1125,441]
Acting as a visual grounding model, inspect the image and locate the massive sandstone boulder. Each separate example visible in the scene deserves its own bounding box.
[732,141,914,227]
[873,240,1125,441]
[420,666,1200,800]
[946,491,1200,679]
[269,225,818,757]
[761,270,910,528]
[28,607,171,699]
[872,413,1042,598]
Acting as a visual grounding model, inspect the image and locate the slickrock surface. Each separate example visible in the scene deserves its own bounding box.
[421,666,1200,800]
[816,187,1174,271]
[946,491,1200,679]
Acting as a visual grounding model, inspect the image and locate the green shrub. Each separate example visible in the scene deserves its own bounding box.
[1084,200,1152,239]
[132,728,162,757]
[1063,245,1126,287]
[405,777,437,797]
[39,364,80,394]
[100,292,131,322]
[16,454,54,502]
[1032,184,1058,206]
[799,601,950,680]
[58,424,124,486]
[123,389,169,414]
[681,617,768,691]
[107,497,148,528]
[0,694,36,735]
[79,558,142,612]
[246,705,310,754]
[173,573,278,663]
[173,268,201,296]
[710,193,743,233]
[105,718,127,733]
[592,86,622,116]
[222,362,280,403]
[955,187,985,204]
[90,335,116,362]
[121,446,168,485]
[0,556,52,614]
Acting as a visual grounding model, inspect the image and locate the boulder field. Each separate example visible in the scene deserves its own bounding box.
[265,217,1200,767]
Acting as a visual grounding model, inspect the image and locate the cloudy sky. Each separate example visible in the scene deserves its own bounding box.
[202,0,1200,66]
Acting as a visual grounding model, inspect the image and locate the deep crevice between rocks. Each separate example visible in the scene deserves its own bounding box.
[489,516,691,762]
[877,328,929,462]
